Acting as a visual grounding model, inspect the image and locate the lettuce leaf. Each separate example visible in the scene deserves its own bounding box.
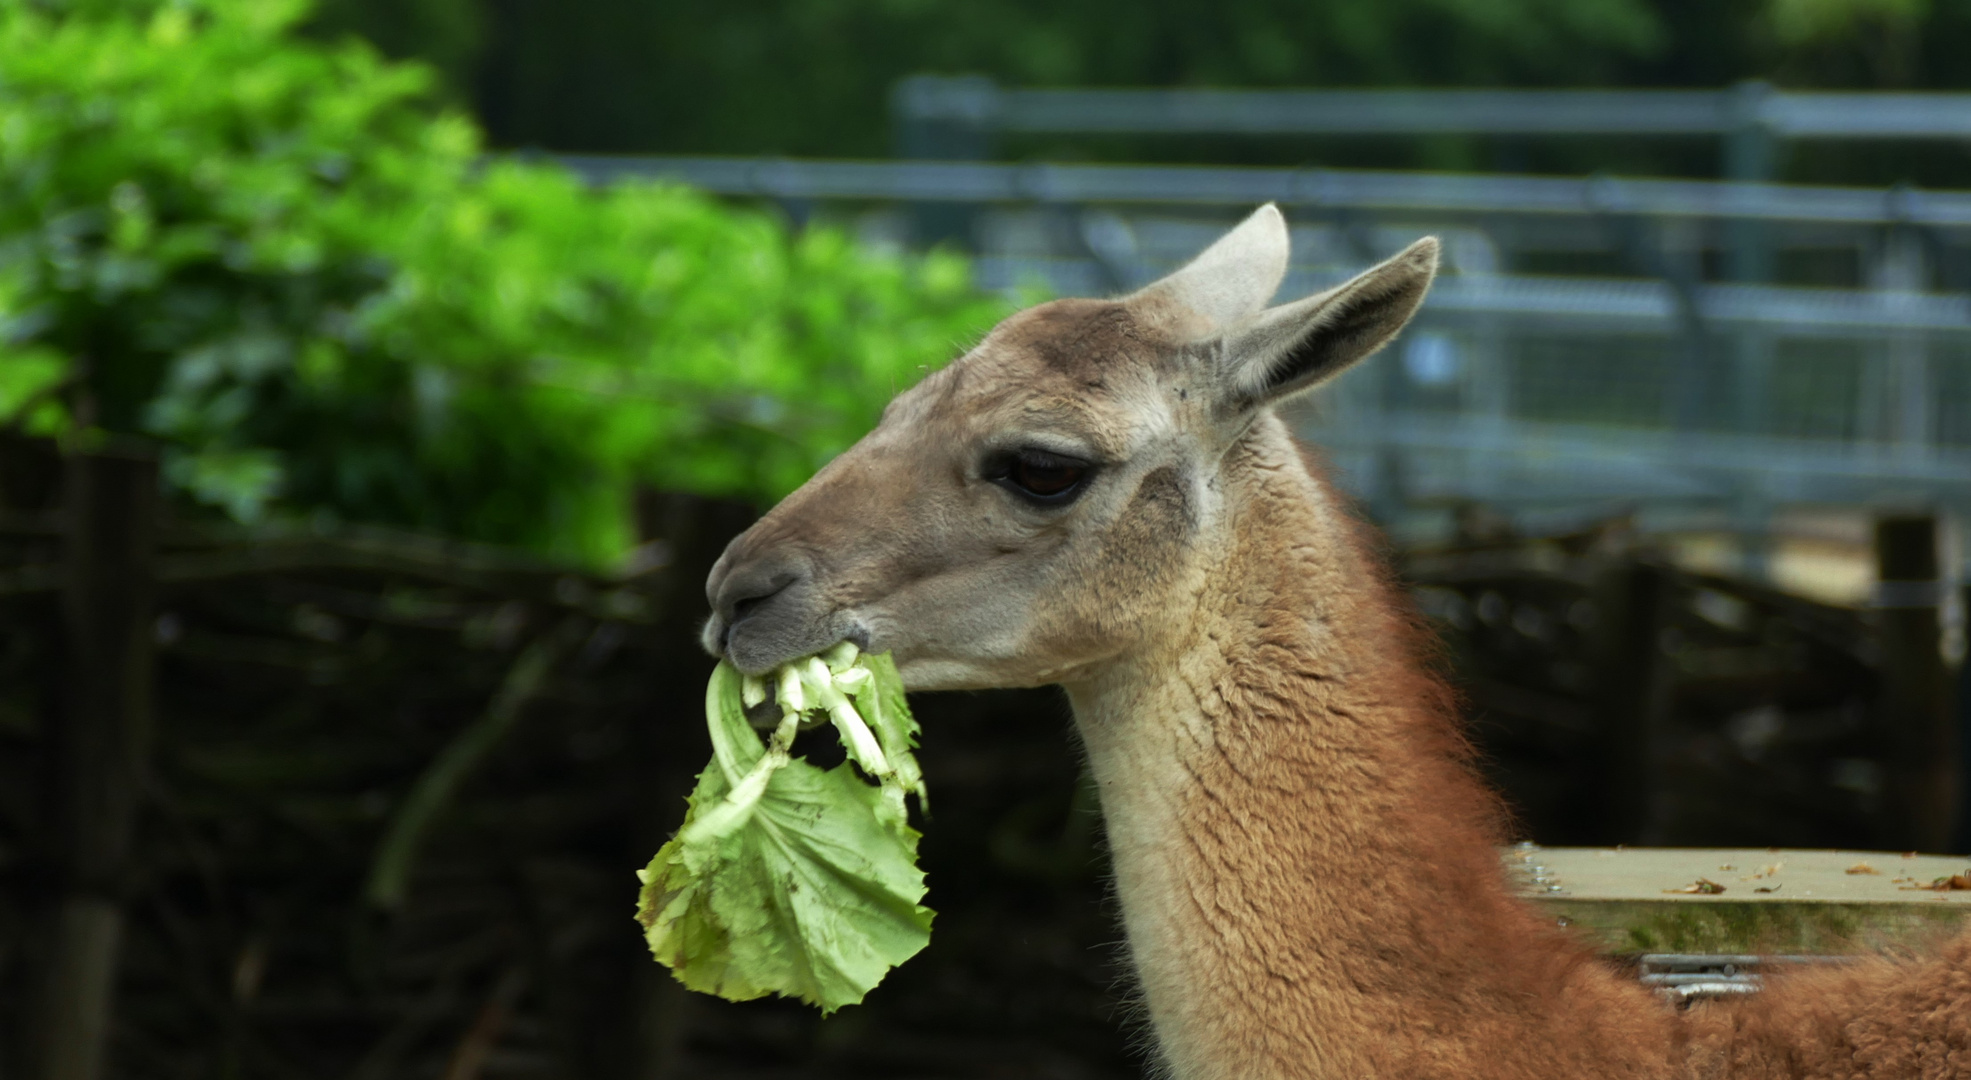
[635,650,932,1013]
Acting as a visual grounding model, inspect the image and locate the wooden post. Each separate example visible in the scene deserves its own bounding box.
[35,449,157,1080]
[1589,560,1674,844]
[1874,513,1952,853]
[1954,583,1971,854]
[620,491,755,1080]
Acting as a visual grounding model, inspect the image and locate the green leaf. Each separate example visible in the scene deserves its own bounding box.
[636,656,932,1014]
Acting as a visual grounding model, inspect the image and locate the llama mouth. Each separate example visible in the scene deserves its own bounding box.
[715,611,873,677]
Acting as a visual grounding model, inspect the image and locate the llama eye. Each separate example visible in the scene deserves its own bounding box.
[993,450,1091,504]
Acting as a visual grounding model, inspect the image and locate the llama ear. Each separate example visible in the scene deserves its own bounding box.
[1126,204,1289,330]
[1215,237,1438,412]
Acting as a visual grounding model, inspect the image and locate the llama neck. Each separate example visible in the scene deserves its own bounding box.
[1065,420,1670,1080]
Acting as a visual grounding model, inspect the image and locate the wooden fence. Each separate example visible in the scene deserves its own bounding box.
[0,433,1960,1079]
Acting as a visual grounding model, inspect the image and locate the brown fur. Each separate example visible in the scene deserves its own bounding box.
[1013,298,1169,380]
[1068,416,1678,1079]
[1081,422,1971,1079]
[702,211,1971,1079]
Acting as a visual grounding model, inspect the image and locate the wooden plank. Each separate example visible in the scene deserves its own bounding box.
[1513,846,1971,955]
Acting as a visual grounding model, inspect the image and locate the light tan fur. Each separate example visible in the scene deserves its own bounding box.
[701,206,1971,1079]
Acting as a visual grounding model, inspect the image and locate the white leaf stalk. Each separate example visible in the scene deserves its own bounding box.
[833,667,871,693]
[684,701,801,845]
[800,656,892,777]
[775,665,806,714]
[819,640,861,673]
[689,643,919,840]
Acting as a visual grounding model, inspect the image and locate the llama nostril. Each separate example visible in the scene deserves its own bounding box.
[715,563,802,628]
[731,590,777,622]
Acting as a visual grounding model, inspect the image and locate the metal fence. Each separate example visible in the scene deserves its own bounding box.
[559,150,1971,570]
[563,155,1971,227]
[889,77,1971,184]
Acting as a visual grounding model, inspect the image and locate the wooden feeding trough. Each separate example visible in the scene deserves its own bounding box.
[1511,844,1971,959]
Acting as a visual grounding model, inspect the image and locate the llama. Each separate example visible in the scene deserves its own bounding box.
[699,206,1971,1079]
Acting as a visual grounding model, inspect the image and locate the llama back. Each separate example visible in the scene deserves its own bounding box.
[1678,935,1971,1079]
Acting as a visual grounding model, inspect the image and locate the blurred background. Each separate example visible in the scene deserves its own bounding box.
[0,0,1967,1076]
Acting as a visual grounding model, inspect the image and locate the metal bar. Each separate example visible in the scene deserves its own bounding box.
[891,77,1971,141]
[1633,954,1858,1002]
[1640,974,1762,986]
[1320,411,1971,490]
[1001,88,1735,136]
[1307,435,1971,516]
[1766,93,1971,139]
[1638,954,1853,968]
[1724,82,1778,284]
[1639,954,1766,967]
[889,76,996,248]
[954,258,1971,334]
[558,155,1971,230]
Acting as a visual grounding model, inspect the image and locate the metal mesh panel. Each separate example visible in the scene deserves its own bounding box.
[669,180,1971,514]
[1938,342,1971,448]
[1509,334,1674,428]
[1771,339,1865,442]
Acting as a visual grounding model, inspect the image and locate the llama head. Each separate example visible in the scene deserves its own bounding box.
[703,205,1437,690]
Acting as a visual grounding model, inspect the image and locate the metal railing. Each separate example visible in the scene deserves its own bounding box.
[884,76,1971,283]
[557,152,1971,541]
[560,155,1971,229]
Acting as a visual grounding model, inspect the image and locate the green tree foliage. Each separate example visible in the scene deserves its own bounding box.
[1757,0,1945,85]
[437,0,1667,157]
[0,0,1009,564]
[307,0,479,94]
[309,0,1971,161]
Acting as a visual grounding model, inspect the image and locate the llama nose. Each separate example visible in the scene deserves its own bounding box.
[707,554,806,648]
